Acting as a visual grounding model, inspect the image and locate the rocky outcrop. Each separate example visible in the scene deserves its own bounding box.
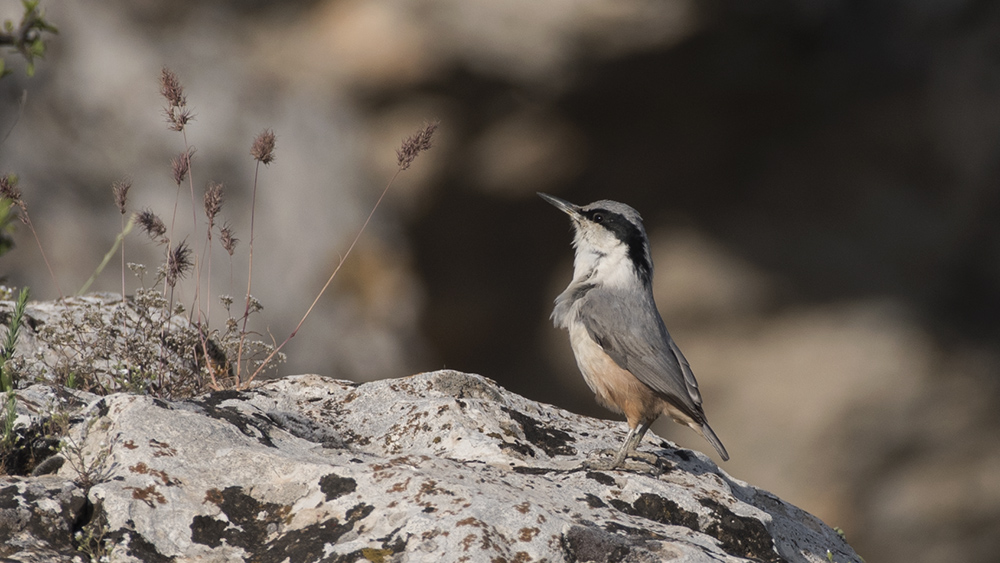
[1,371,860,562]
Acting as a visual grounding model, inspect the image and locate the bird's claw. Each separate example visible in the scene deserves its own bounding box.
[581,450,664,475]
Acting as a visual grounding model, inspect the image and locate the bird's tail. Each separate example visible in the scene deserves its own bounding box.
[696,422,729,462]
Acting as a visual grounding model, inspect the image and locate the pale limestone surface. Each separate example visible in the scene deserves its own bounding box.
[4,371,859,562]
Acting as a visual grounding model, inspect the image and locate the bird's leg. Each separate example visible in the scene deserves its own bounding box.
[583,422,660,473]
[610,422,657,467]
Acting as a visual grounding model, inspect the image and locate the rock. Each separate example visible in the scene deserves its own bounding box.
[5,371,860,562]
[1,384,100,477]
[0,292,222,399]
[0,475,87,560]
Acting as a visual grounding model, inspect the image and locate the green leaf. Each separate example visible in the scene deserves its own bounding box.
[30,38,45,58]
[0,198,18,256]
[0,287,29,392]
[25,62,34,77]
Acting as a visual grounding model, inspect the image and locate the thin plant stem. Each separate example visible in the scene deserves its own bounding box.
[203,230,213,326]
[120,213,127,300]
[235,161,261,378]
[197,194,220,390]
[182,129,205,327]
[164,182,182,298]
[22,214,62,299]
[0,90,26,149]
[161,179,183,395]
[242,120,436,385]
[77,217,135,296]
[183,131,198,229]
[245,168,403,384]
[119,212,129,368]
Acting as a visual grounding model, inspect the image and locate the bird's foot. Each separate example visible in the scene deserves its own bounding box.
[625,450,660,466]
[581,449,663,475]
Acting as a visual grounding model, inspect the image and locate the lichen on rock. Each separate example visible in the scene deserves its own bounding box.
[2,371,861,562]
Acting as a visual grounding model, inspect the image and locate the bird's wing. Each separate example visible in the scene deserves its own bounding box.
[578,288,705,419]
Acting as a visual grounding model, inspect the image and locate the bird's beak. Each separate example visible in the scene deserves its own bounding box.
[538,192,581,217]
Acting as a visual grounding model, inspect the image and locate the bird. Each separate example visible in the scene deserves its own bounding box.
[539,192,729,468]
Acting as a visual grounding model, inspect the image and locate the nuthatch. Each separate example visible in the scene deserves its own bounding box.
[539,193,729,468]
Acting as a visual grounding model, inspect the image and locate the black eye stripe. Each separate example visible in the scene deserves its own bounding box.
[584,209,607,223]
[583,208,652,283]
[584,209,622,229]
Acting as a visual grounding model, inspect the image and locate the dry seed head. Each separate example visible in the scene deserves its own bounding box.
[136,209,167,242]
[0,174,27,223]
[166,240,193,288]
[165,108,194,132]
[171,149,194,185]
[160,68,193,131]
[160,67,186,108]
[204,182,223,227]
[0,174,22,203]
[220,222,238,256]
[397,121,439,170]
[112,178,132,214]
[251,129,276,165]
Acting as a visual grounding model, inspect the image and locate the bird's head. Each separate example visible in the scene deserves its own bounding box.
[539,192,653,288]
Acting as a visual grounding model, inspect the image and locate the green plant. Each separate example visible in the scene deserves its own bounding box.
[74,510,110,563]
[1,391,15,448]
[59,428,111,490]
[0,0,58,79]
[1,286,28,392]
[0,286,28,466]
[0,197,16,257]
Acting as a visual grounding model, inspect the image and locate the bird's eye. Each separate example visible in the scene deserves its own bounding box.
[592,213,603,223]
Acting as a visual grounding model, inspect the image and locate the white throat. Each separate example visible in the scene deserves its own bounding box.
[571,239,642,291]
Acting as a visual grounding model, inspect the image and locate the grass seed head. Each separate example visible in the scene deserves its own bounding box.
[250,129,276,165]
[160,68,193,131]
[166,240,193,288]
[397,121,439,171]
[204,182,223,227]
[220,222,238,256]
[171,149,194,185]
[136,209,167,243]
[112,178,132,214]
[0,174,22,204]
[160,67,186,108]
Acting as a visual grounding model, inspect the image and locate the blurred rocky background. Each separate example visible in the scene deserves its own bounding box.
[1,1,999,561]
